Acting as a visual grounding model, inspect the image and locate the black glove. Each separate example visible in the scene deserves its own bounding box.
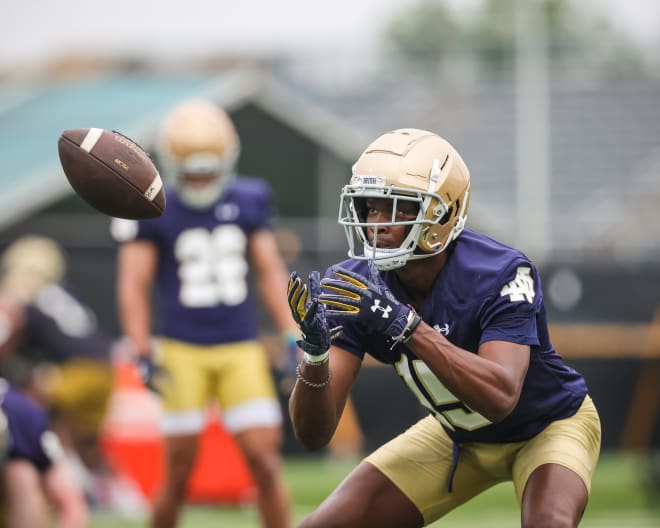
[135,355,165,394]
[320,266,421,344]
[287,271,342,362]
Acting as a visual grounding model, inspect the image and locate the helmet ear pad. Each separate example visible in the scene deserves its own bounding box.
[418,187,470,254]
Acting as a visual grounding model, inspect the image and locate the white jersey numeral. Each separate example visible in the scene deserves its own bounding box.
[175,225,248,307]
[395,356,492,431]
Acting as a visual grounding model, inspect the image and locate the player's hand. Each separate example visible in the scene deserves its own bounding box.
[319,266,421,344]
[134,354,165,394]
[287,271,342,362]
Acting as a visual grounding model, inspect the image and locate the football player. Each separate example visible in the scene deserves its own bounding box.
[0,235,139,513]
[1,377,89,527]
[112,99,295,528]
[287,129,602,527]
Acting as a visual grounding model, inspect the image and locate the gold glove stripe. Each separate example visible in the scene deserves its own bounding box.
[322,283,361,300]
[296,284,309,320]
[319,296,360,313]
[287,276,309,321]
[332,270,368,289]
[286,276,297,297]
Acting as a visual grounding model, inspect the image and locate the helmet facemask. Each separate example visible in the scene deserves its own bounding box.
[339,129,470,271]
[169,148,239,209]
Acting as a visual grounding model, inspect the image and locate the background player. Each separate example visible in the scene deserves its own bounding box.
[112,99,295,528]
[287,128,602,527]
[0,235,145,515]
[0,377,89,528]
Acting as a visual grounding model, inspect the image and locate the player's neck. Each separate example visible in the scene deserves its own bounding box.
[394,252,448,308]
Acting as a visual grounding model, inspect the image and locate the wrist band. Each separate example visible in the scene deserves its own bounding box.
[295,363,332,389]
[390,310,422,348]
[303,350,329,365]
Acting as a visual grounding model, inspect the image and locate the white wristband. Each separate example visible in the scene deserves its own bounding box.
[303,350,329,365]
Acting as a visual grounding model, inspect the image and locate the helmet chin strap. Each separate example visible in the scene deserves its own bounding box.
[362,243,410,271]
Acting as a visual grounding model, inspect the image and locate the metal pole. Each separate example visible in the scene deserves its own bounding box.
[515,0,550,264]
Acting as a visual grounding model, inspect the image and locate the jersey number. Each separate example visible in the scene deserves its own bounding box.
[175,225,248,307]
[395,356,492,431]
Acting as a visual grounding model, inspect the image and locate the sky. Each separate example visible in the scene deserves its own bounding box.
[1,0,659,70]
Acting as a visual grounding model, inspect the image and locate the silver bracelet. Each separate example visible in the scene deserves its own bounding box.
[295,363,332,389]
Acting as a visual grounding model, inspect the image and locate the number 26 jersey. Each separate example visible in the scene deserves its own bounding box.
[115,176,273,345]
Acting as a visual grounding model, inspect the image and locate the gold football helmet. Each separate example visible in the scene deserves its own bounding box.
[0,235,66,303]
[157,99,240,209]
[339,128,470,270]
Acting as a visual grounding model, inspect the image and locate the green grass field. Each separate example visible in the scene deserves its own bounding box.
[91,450,659,527]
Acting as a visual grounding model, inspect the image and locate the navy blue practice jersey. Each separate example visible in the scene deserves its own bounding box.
[20,284,112,363]
[127,176,273,345]
[327,228,588,444]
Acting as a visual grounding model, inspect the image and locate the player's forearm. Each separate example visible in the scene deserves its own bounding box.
[407,323,522,422]
[288,363,339,450]
[118,285,152,353]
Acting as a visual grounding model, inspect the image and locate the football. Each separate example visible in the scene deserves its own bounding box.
[58,128,166,219]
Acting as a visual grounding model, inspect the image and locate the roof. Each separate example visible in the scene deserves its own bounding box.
[2,63,660,265]
[0,67,365,230]
[0,72,213,227]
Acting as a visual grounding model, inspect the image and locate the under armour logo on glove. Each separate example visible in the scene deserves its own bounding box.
[320,266,422,344]
[370,300,392,318]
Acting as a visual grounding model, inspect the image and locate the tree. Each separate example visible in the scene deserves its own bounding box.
[383,0,648,78]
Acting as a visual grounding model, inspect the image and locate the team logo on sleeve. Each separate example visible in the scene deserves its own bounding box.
[500,266,535,303]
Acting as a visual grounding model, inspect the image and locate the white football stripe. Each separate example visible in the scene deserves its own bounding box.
[80,128,104,152]
[144,172,163,202]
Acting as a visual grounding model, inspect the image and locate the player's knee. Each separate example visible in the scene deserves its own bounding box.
[522,506,578,528]
[244,450,282,488]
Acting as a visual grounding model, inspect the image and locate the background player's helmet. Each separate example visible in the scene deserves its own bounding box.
[0,235,66,303]
[339,128,471,271]
[156,99,240,209]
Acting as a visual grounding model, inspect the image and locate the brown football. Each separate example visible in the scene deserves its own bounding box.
[58,128,166,219]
